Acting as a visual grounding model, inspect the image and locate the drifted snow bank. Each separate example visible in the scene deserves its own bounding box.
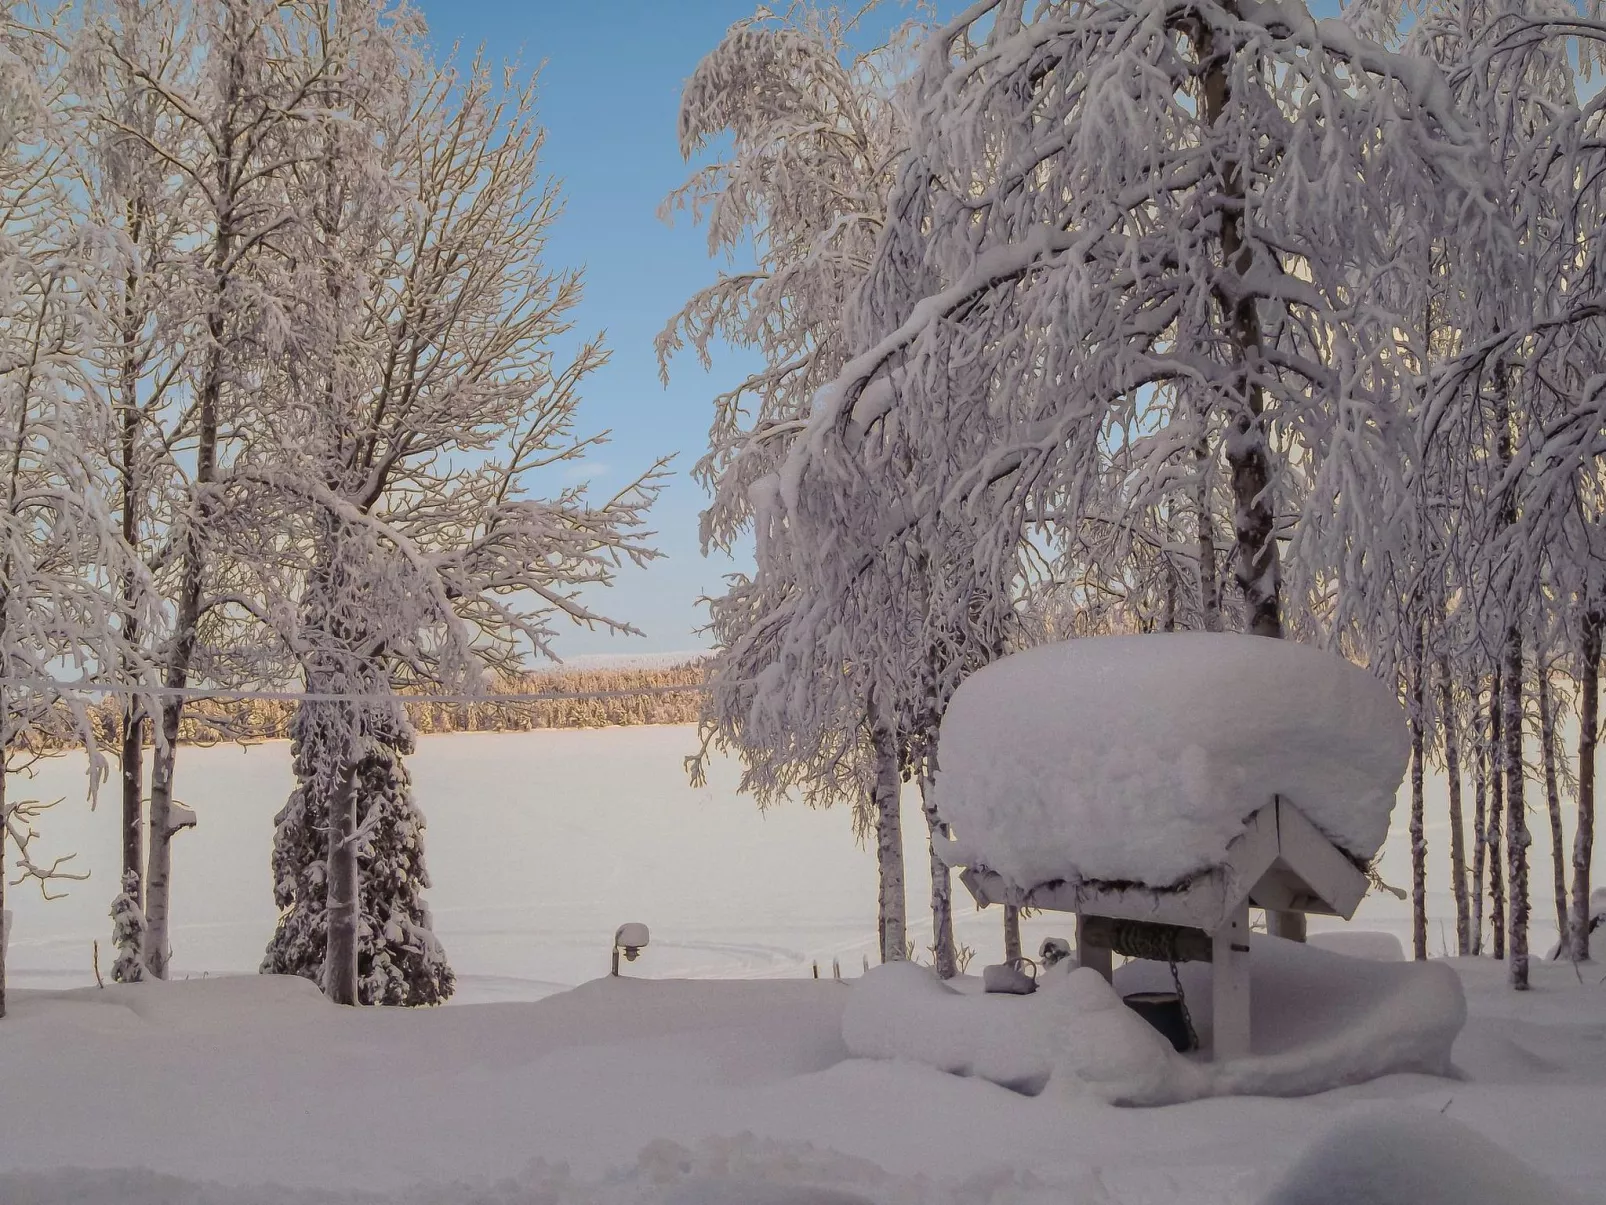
[934,633,1410,888]
[842,938,1464,1105]
[0,1136,1078,1205]
[843,962,1189,1105]
[1258,1106,1588,1205]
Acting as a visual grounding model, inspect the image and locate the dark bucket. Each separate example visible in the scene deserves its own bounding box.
[1123,991,1195,1053]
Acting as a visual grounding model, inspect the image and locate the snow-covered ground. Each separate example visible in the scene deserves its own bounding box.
[0,957,1600,1204]
[3,725,1601,1204]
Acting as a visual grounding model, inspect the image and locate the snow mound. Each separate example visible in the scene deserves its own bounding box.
[844,938,1463,1104]
[934,633,1409,888]
[1257,1106,1587,1205]
[0,974,332,1038]
[1118,935,1465,1092]
[841,961,1187,1102]
[1306,930,1405,961]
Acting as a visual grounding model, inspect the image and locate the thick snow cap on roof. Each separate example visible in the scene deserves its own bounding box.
[934,633,1409,891]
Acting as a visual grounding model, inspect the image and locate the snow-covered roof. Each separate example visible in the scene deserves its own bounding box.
[934,633,1409,892]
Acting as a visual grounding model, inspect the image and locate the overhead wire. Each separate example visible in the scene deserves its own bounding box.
[0,675,707,707]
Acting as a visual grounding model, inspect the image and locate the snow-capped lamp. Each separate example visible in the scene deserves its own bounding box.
[611,923,650,976]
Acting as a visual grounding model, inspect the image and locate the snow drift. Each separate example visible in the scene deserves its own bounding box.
[842,937,1464,1105]
[1258,1106,1588,1205]
[933,633,1410,889]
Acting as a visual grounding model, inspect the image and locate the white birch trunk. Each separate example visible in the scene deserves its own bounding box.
[1489,675,1507,960]
[1440,662,1472,955]
[1413,626,1426,957]
[1537,671,1570,955]
[1410,625,1427,960]
[918,774,955,977]
[1195,437,1222,634]
[1572,610,1600,961]
[1504,634,1530,989]
[1,763,8,1019]
[1472,721,1487,956]
[870,721,906,963]
[144,720,182,979]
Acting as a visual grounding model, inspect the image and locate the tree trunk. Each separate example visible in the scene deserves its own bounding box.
[1003,904,1022,964]
[1472,720,1487,956]
[1440,661,1471,955]
[1537,670,1569,956]
[1504,632,1529,989]
[323,754,359,1005]
[870,720,906,963]
[919,774,956,978]
[1572,609,1600,961]
[1195,436,1222,634]
[146,2,248,981]
[1489,672,1506,960]
[1195,21,1280,640]
[1410,625,1427,961]
[1,760,8,1019]
[118,233,145,916]
[121,705,143,905]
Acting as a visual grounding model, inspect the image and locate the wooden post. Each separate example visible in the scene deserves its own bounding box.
[1211,901,1252,1061]
[1075,912,1113,983]
[1267,910,1306,942]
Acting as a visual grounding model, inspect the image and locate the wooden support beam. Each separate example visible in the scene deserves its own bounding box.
[1075,912,1113,983]
[1211,901,1252,1061]
[1079,915,1213,963]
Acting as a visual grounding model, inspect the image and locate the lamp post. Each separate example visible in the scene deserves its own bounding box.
[611,923,649,976]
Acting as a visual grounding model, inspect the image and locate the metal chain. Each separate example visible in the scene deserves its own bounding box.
[1169,959,1200,1053]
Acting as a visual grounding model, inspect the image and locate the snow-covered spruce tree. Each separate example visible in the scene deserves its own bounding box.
[254,32,663,1004]
[262,698,451,1004]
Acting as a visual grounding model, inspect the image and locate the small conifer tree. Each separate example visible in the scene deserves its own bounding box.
[261,704,454,1005]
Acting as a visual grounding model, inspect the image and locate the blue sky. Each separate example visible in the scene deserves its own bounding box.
[409,1,934,658]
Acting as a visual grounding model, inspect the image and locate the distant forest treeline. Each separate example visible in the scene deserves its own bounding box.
[45,663,707,751]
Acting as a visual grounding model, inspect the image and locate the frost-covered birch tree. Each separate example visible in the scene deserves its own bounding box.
[1347,0,1606,979]
[0,0,142,1016]
[75,0,352,980]
[71,0,196,978]
[664,7,939,967]
[252,36,665,1005]
[782,0,1502,947]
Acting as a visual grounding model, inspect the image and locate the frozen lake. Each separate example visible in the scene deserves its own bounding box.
[3,724,1574,1001]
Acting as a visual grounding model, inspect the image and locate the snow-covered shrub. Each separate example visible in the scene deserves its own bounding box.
[108,870,146,983]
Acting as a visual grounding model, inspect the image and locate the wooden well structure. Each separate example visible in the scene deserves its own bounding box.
[958,795,1371,1061]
